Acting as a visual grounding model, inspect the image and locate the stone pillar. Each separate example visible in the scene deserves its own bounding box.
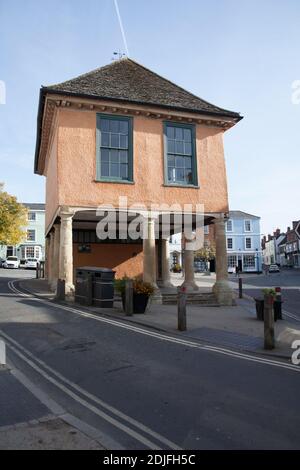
[161,237,173,288]
[59,207,74,296]
[45,237,50,280]
[181,235,198,291]
[48,232,54,285]
[51,223,61,290]
[143,216,157,288]
[143,215,162,304]
[212,216,233,306]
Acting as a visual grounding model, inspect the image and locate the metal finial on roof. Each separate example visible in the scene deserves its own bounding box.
[111,50,126,61]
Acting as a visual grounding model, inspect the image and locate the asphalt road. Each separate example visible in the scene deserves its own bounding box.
[230,269,300,320]
[0,269,300,449]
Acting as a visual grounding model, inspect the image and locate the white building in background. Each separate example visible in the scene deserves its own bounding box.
[262,229,286,266]
[1,203,45,261]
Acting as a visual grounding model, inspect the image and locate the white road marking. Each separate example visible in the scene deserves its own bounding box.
[2,331,180,450]
[8,280,300,373]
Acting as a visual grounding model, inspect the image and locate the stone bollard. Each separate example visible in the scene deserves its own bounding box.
[177,286,187,331]
[125,279,133,316]
[264,294,275,350]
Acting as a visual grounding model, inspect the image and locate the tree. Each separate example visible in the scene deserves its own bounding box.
[195,243,216,261]
[0,187,28,246]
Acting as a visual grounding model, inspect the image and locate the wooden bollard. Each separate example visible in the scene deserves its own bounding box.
[239,277,243,299]
[264,294,275,350]
[125,279,133,316]
[177,287,187,331]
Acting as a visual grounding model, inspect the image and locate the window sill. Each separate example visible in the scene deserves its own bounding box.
[163,183,199,189]
[94,179,135,185]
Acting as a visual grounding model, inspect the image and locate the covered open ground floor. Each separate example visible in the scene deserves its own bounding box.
[45,206,233,305]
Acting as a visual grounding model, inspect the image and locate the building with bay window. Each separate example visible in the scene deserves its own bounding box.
[226,211,262,273]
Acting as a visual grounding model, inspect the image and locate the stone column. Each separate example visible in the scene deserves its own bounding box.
[143,216,158,288]
[143,215,162,304]
[212,216,233,305]
[47,232,54,286]
[59,207,74,296]
[45,237,50,280]
[181,235,198,291]
[51,223,61,291]
[161,237,173,288]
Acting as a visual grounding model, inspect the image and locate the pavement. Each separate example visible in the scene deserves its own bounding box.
[18,275,300,359]
[0,366,104,449]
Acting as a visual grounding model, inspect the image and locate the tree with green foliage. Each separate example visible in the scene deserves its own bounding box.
[195,243,216,261]
[0,186,28,246]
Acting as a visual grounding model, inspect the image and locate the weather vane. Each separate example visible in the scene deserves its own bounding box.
[111,50,126,61]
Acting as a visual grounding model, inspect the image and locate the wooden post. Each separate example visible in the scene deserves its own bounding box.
[264,294,275,350]
[56,279,66,301]
[177,287,187,331]
[36,262,39,279]
[275,286,282,320]
[239,278,243,299]
[125,279,133,316]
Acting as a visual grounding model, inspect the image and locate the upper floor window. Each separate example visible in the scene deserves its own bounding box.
[244,220,252,232]
[226,220,233,232]
[96,114,133,182]
[28,212,36,221]
[27,229,35,242]
[164,122,197,186]
[227,237,233,250]
[245,237,252,249]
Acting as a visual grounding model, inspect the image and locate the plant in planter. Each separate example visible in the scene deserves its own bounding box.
[114,276,155,314]
[172,263,182,273]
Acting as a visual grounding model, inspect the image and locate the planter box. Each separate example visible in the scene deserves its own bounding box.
[254,298,283,321]
[121,293,150,314]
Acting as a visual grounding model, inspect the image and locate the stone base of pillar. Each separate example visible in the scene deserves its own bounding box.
[64,282,75,298]
[157,279,173,288]
[181,280,199,292]
[213,280,233,306]
[50,280,58,292]
[150,288,163,305]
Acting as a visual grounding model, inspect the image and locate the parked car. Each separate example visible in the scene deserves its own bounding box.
[24,258,38,269]
[269,264,280,273]
[3,256,20,269]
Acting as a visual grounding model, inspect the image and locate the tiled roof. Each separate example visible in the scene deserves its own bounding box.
[22,203,45,211]
[43,58,241,118]
[229,210,260,219]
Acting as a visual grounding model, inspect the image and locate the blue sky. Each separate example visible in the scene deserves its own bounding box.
[0,0,299,235]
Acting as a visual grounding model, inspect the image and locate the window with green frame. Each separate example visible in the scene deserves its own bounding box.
[96,114,133,182]
[164,122,197,186]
